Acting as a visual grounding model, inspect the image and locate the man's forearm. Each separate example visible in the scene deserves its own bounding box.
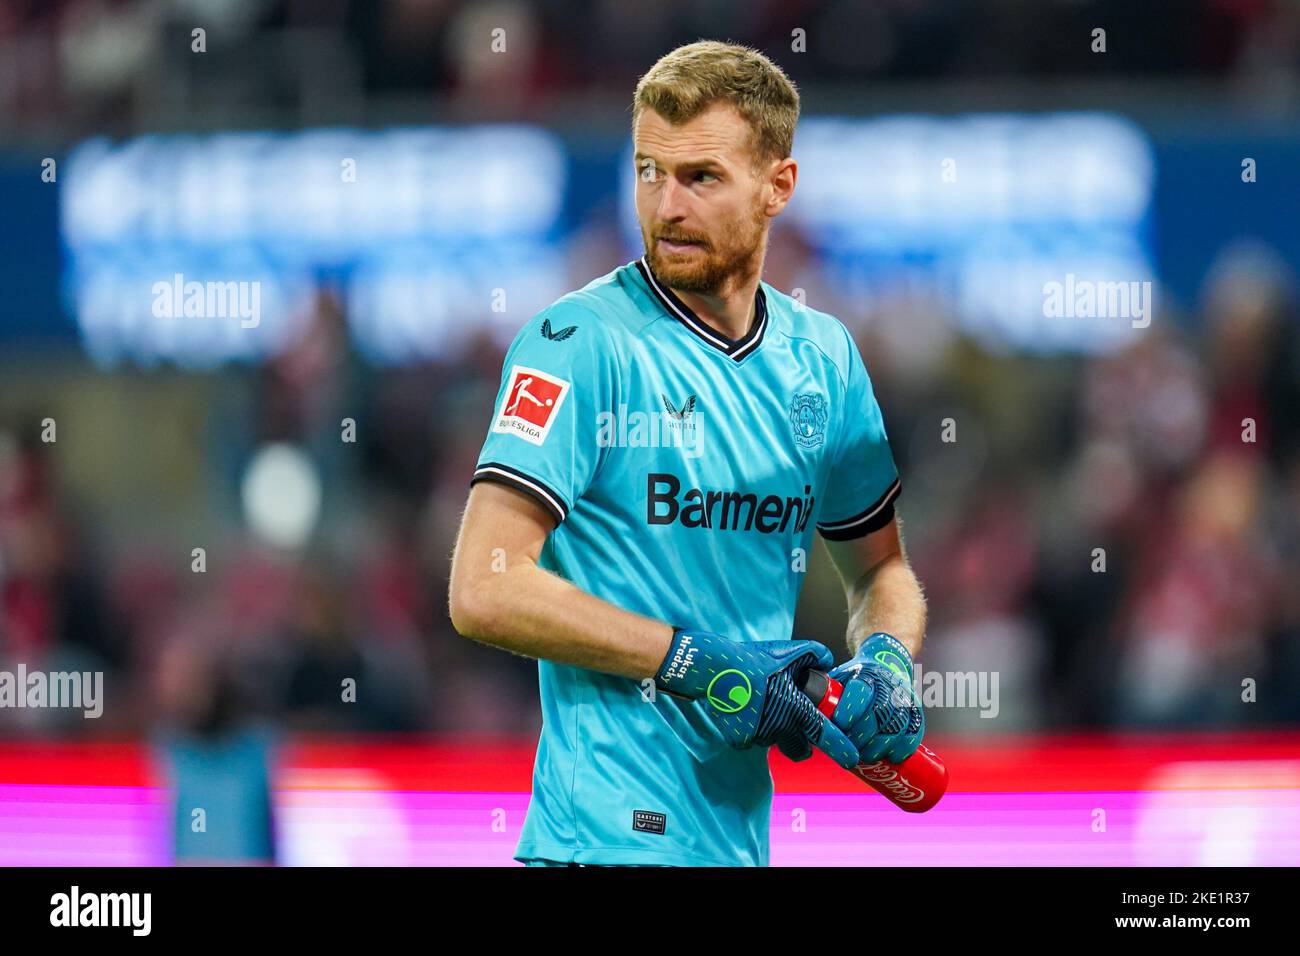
[450,554,674,681]
[845,554,927,659]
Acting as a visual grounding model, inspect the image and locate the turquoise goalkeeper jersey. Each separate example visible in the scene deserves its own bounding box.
[471,257,901,867]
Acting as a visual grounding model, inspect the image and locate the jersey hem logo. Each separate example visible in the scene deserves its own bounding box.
[493,364,571,446]
[632,810,667,835]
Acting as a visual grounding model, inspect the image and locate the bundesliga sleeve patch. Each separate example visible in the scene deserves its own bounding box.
[492,364,571,446]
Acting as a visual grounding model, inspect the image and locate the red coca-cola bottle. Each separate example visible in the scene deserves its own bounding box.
[801,670,949,813]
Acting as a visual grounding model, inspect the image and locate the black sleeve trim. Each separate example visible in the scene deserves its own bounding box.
[471,462,569,525]
[816,478,901,541]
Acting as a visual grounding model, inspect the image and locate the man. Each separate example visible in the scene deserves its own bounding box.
[448,40,927,867]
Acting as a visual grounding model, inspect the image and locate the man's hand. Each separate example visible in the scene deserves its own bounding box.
[655,628,861,770]
[824,632,925,765]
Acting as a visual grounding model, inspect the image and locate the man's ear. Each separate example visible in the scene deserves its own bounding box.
[766,157,797,217]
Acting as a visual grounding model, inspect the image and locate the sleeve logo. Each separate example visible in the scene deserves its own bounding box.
[492,365,571,445]
[541,317,578,341]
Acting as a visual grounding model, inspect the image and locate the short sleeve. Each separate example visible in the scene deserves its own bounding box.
[471,302,618,525]
[816,331,901,541]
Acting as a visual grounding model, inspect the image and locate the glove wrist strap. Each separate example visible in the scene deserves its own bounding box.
[860,631,914,681]
[654,626,712,699]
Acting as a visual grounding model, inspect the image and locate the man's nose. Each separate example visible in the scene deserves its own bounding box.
[656,175,689,222]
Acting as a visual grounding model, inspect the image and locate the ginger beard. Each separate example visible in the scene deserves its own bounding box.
[641,192,769,298]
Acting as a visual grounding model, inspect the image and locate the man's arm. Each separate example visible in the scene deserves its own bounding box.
[449,481,862,768]
[448,481,674,680]
[822,516,926,660]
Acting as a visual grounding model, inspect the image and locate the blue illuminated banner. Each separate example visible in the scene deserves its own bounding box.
[60,127,569,366]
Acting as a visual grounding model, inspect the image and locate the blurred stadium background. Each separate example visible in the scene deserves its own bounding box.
[0,0,1298,865]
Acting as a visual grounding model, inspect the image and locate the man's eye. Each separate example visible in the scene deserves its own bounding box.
[695,171,718,183]
[639,162,661,183]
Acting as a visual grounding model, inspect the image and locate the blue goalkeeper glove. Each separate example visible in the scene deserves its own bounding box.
[655,627,860,770]
[825,632,925,765]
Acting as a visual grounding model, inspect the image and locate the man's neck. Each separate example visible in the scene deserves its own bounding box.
[670,265,763,342]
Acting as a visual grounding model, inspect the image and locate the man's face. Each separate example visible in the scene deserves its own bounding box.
[633,102,776,295]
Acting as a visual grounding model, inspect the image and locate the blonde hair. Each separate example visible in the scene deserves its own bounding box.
[632,40,800,166]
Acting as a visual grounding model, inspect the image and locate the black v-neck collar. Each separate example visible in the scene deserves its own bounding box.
[635,256,768,361]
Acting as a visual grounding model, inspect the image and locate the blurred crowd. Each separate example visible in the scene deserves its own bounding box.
[852,241,1300,735]
[3,0,1299,135]
[1,230,1298,742]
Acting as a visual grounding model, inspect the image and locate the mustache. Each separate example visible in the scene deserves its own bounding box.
[654,232,709,246]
